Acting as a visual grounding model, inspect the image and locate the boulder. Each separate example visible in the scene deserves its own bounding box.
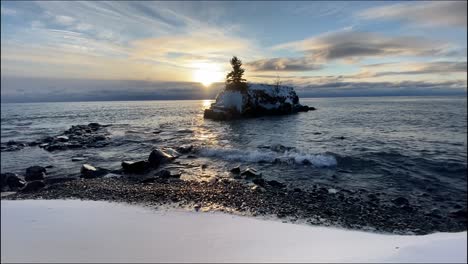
[252,178,266,187]
[121,160,150,174]
[148,148,174,168]
[176,144,193,154]
[230,166,241,174]
[155,169,172,179]
[392,197,409,206]
[1,173,25,191]
[241,168,261,179]
[80,164,108,179]
[25,166,46,181]
[55,135,69,142]
[20,180,45,193]
[267,180,286,188]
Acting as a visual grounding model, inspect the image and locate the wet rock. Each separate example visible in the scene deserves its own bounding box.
[155,170,171,179]
[55,135,69,142]
[392,197,409,206]
[449,209,467,219]
[20,180,45,193]
[148,148,174,168]
[270,144,295,153]
[80,164,108,179]
[25,166,46,181]
[230,166,241,174]
[267,180,285,189]
[241,168,261,179]
[201,164,208,169]
[45,165,54,169]
[88,123,101,129]
[176,144,193,154]
[194,204,201,212]
[293,187,302,192]
[121,160,150,174]
[1,173,25,191]
[71,157,87,162]
[252,178,266,187]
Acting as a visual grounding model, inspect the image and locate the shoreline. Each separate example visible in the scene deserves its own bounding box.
[2,199,467,263]
[3,176,466,235]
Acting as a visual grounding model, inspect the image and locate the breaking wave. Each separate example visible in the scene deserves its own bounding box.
[197,147,337,167]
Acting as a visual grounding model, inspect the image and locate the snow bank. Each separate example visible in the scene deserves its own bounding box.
[1,200,466,263]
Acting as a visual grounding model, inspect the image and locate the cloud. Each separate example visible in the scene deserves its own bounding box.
[363,61,467,77]
[274,30,458,62]
[54,15,75,25]
[1,6,17,15]
[358,1,467,28]
[296,80,467,97]
[1,77,223,103]
[245,57,323,72]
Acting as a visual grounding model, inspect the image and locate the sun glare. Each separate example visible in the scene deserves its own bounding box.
[193,63,224,87]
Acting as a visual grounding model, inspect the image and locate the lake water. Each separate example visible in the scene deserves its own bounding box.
[1,96,467,210]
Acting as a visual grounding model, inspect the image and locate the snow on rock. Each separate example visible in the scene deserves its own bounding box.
[204,83,315,120]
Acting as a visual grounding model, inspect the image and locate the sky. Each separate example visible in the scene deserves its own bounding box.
[1,1,467,102]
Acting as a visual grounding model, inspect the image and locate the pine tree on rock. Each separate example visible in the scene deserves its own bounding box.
[225,56,248,92]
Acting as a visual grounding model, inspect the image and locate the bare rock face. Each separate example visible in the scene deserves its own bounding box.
[204,84,314,120]
[25,166,46,181]
[148,148,174,168]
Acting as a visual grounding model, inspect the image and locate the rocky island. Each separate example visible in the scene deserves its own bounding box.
[204,57,315,121]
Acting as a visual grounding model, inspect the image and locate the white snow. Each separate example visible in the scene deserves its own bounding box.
[213,90,244,112]
[1,200,466,263]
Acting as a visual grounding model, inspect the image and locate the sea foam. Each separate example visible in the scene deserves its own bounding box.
[198,147,337,167]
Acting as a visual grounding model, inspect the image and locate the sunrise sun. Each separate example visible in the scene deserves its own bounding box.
[192,62,224,87]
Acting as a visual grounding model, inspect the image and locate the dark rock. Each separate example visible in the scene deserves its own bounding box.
[43,136,54,143]
[88,123,101,129]
[308,106,317,111]
[44,176,78,185]
[20,180,45,193]
[392,197,409,206]
[252,178,266,187]
[155,170,171,179]
[80,164,108,179]
[25,166,46,181]
[148,148,174,168]
[45,165,54,169]
[186,155,197,159]
[1,173,25,191]
[338,136,346,140]
[230,166,241,174]
[301,159,312,165]
[55,135,69,142]
[241,168,261,179]
[176,144,193,154]
[293,187,302,192]
[449,209,467,219]
[201,164,208,169]
[121,160,150,174]
[267,180,286,188]
[71,157,87,162]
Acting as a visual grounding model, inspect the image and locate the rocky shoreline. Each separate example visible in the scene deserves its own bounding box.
[2,174,466,235]
[1,123,467,236]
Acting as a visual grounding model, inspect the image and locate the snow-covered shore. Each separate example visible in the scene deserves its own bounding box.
[1,200,466,263]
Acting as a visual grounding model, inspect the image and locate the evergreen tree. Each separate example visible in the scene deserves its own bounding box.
[225,56,247,92]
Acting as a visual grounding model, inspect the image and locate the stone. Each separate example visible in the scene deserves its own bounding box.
[155,169,171,179]
[44,176,78,185]
[80,164,107,179]
[148,148,174,168]
[241,168,261,179]
[25,166,46,181]
[71,157,87,162]
[252,178,266,187]
[55,135,69,142]
[267,180,286,188]
[20,180,45,193]
[121,160,150,174]
[392,197,409,206]
[1,173,25,191]
[176,144,193,154]
[230,166,241,174]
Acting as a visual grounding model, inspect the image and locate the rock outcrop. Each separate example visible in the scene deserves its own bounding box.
[204,84,315,120]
